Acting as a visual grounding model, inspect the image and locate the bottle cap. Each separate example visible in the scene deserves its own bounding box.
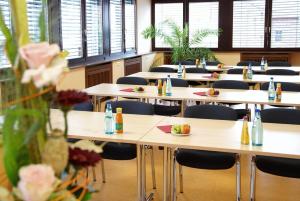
[277,83,281,87]
[243,116,248,121]
[255,109,261,113]
[116,107,122,113]
[270,77,274,80]
[167,75,170,78]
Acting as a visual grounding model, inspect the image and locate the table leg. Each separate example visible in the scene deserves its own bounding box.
[163,147,172,201]
[92,96,97,112]
[137,145,145,201]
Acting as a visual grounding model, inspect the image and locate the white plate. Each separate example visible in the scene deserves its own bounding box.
[171,132,191,137]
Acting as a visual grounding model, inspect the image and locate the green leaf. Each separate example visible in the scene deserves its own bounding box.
[39,0,48,42]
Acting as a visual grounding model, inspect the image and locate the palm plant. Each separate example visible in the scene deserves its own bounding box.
[142,20,220,64]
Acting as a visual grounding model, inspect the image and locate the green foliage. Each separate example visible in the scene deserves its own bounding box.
[2,108,43,186]
[142,20,220,64]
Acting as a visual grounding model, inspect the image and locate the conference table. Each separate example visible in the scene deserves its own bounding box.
[159,64,300,74]
[83,83,300,108]
[128,72,300,84]
[51,109,300,201]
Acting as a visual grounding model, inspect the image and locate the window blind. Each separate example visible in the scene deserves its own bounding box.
[232,0,266,48]
[110,0,122,54]
[189,2,219,48]
[0,0,11,68]
[154,3,183,48]
[86,0,103,56]
[271,0,300,48]
[61,0,83,59]
[125,0,135,51]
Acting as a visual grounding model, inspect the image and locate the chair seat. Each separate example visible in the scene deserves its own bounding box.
[154,104,181,116]
[101,142,137,160]
[235,109,249,119]
[255,156,300,178]
[176,149,236,170]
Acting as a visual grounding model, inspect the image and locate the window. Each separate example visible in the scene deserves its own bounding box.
[154,3,183,48]
[125,0,135,51]
[271,0,300,48]
[86,0,103,56]
[189,2,219,48]
[61,0,83,59]
[110,0,123,54]
[232,0,266,48]
[0,0,11,68]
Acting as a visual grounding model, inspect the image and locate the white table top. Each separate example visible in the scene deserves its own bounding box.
[160,64,300,73]
[129,72,300,84]
[83,83,300,107]
[140,116,300,159]
[50,109,165,143]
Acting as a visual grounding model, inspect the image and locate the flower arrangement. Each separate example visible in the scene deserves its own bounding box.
[0,0,104,200]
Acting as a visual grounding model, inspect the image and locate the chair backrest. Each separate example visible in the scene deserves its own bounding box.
[156,78,189,87]
[261,82,300,92]
[237,61,260,66]
[212,80,249,90]
[268,61,291,67]
[150,67,176,73]
[116,77,148,85]
[184,105,238,120]
[73,101,94,111]
[185,68,208,74]
[110,101,154,115]
[261,108,300,125]
[265,69,298,76]
[175,60,195,65]
[227,68,244,74]
[206,61,220,66]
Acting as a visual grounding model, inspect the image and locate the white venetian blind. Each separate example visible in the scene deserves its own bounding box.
[0,0,11,68]
[271,0,300,48]
[154,3,183,48]
[110,0,122,54]
[232,0,266,48]
[86,0,103,56]
[189,2,219,48]
[61,0,83,59]
[125,0,135,51]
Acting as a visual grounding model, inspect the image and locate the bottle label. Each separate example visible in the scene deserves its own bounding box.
[116,123,123,132]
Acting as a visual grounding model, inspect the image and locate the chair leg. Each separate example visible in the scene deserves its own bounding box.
[250,156,256,201]
[236,154,241,201]
[101,160,106,183]
[179,164,183,193]
[150,147,157,189]
[92,166,97,182]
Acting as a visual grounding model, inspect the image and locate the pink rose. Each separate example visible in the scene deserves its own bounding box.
[18,164,56,201]
[19,42,60,69]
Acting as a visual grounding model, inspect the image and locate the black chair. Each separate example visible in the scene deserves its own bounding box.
[73,101,94,111]
[261,82,300,92]
[237,61,260,66]
[212,80,250,119]
[265,69,298,76]
[154,78,189,116]
[175,60,195,65]
[173,105,240,200]
[268,61,291,67]
[250,108,300,201]
[102,101,156,188]
[150,67,176,73]
[116,76,148,85]
[206,61,220,66]
[185,68,208,86]
[227,68,244,74]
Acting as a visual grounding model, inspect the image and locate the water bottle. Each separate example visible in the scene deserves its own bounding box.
[105,102,114,135]
[177,63,183,78]
[260,57,265,70]
[252,109,263,146]
[268,77,276,101]
[166,75,172,96]
[247,63,253,79]
[202,57,206,69]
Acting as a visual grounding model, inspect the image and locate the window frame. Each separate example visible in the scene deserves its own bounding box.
[51,0,137,68]
[151,0,300,52]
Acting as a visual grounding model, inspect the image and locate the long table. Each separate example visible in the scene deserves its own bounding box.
[160,64,300,73]
[51,109,300,201]
[128,72,300,84]
[83,83,300,107]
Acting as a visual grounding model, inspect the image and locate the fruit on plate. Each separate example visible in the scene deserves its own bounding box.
[134,86,144,92]
[181,124,191,134]
[211,72,220,79]
[171,124,181,134]
[217,63,224,69]
[207,88,220,96]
